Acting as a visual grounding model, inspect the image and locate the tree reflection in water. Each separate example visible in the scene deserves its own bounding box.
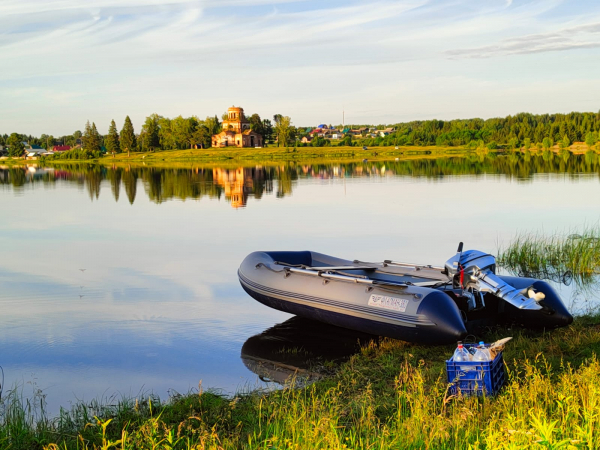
[2,151,600,207]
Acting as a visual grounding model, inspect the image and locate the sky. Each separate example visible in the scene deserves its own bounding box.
[1,0,600,136]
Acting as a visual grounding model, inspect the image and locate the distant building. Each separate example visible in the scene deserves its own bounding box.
[301,136,313,144]
[23,142,43,150]
[53,145,72,152]
[349,127,367,136]
[212,106,264,148]
[379,127,396,137]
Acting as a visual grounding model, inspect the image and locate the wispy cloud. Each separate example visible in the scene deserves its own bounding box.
[447,21,600,59]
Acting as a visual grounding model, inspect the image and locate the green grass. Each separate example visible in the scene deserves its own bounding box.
[97,145,437,163]
[498,225,600,286]
[2,315,600,449]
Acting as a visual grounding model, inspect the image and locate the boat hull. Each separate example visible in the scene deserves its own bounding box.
[238,251,468,344]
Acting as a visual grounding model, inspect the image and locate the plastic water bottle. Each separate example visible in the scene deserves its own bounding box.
[473,341,492,362]
[453,341,472,370]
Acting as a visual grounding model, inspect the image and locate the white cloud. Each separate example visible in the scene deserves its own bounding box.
[447,21,600,59]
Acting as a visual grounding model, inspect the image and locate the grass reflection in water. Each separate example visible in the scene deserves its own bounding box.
[498,225,600,286]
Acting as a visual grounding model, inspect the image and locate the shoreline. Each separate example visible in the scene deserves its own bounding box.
[2,144,596,169]
[2,313,600,449]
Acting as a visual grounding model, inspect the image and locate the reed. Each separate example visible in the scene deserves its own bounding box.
[497,225,600,286]
[1,313,600,449]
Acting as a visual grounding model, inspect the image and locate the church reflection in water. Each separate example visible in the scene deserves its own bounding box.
[240,317,376,386]
[212,167,272,209]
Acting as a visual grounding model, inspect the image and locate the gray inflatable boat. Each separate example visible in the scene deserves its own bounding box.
[238,244,573,344]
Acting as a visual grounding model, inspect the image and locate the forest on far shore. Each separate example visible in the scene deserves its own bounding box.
[2,110,600,159]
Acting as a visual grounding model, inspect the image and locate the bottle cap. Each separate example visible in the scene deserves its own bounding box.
[479,341,485,346]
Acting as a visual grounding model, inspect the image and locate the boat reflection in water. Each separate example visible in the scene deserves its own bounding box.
[241,317,376,386]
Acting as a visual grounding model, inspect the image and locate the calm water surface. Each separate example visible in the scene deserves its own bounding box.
[1,154,600,412]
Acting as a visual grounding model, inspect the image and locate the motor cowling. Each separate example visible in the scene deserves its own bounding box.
[444,249,497,278]
[444,248,542,311]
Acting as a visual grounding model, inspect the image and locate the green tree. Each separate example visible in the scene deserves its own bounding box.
[141,114,161,152]
[560,135,570,150]
[542,137,553,150]
[93,123,102,151]
[262,119,273,144]
[192,125,211,149]
[171,115,197,149]
[120,116,137,156]
[45,135,55,150]
[106,120,120,155]
[158,117,174,150]
[248,113,265,139]
[83,121,101,152]
[204,115,221,136]
[523,138,531,151]
[7,133,25,157]
[274,115,293,147]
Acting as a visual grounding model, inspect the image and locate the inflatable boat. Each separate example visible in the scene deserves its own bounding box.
[238,244,573,344]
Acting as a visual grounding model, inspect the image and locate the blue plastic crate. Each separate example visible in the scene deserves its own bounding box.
[446,344,506,396]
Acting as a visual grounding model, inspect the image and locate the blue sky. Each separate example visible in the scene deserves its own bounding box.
[1,0,600,135]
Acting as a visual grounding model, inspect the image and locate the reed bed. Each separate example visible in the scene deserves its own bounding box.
[497,226,600,286]
[1,314,600,449]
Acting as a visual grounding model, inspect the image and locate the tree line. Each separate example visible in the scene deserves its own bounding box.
[2,110,600,156]
[339,111,600,149]
[79,112,287,154]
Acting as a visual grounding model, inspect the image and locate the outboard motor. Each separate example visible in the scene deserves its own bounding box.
[444,243,543,311]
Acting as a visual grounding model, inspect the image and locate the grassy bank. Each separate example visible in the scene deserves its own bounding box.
[2,314,600,449]
[1,145,452,170]
[2,144,597,169]
[90,145,442,163]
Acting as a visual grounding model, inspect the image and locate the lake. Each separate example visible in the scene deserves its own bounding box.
[1,152,600,412]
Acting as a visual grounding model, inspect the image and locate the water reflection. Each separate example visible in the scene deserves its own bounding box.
[213,167,273,208]
[2,151,600,208]
[2,150,600,412]
[241,317,375,386]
